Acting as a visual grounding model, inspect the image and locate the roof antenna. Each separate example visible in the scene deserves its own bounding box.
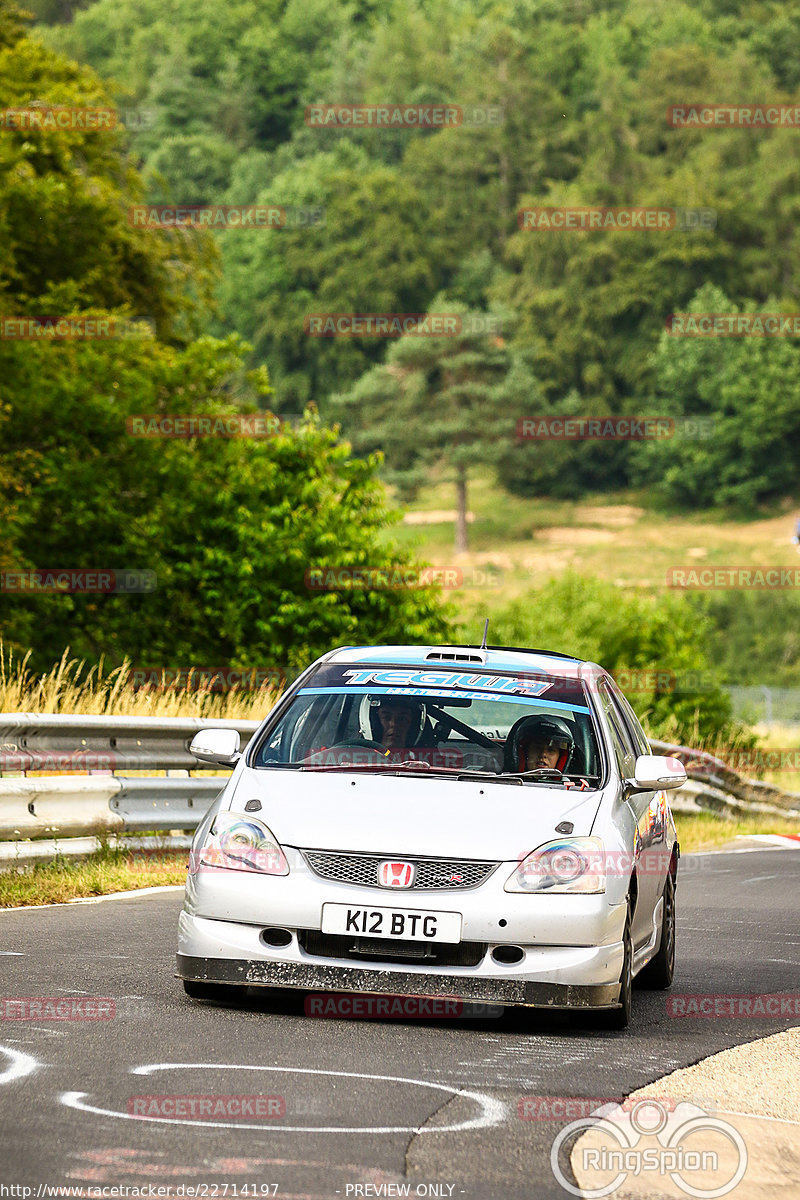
[479,617,489,650]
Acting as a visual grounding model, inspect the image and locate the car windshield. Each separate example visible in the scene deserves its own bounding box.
[252,662,602,781]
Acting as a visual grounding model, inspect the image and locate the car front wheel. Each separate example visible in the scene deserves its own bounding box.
[596,903,633,1031]
[636,873,676,989]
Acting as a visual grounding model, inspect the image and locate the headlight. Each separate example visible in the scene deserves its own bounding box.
[504,837,605,894]
[193,812,289,875]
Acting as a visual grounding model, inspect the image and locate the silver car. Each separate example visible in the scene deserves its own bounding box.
[177,644,686,1028]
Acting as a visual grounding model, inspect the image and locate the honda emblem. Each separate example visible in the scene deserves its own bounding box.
[378,860,415,888]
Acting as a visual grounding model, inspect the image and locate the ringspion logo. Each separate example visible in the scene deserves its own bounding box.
[550,1099,747,1198]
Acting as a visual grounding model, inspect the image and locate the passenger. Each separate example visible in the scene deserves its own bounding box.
[506,714,575,772]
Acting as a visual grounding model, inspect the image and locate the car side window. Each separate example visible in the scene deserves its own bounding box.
[597,678,637,776]
[608,681,651,757]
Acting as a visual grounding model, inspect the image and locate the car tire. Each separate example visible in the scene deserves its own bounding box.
[182,979,239,1003]
[636,873,676,989]
[597,903,633,1031]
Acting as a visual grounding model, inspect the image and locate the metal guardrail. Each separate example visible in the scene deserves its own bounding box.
[0,713,260,773]
[650,739,800,820]
[0,774,225,840]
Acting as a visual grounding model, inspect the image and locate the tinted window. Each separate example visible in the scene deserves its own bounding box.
[252,662,603,782]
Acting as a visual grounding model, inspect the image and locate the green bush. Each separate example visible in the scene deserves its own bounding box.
[477,572,750,747]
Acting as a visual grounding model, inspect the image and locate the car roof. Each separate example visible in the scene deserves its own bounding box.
[325,644,587,674]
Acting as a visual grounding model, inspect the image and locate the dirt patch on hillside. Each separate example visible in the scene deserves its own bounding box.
[403,510,475,525]
[537,526,616,545]
[574,504,644,526]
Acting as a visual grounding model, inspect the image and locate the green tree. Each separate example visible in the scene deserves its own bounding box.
[632,284,800,509]
[486,573,741,745]
[331,302,535,551]
[0,330,451,672]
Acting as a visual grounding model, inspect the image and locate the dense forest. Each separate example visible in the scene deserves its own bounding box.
[35,0,800,506]
[1,0,799,739]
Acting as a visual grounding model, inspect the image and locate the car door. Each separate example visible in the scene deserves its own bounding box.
[597,678,659,952]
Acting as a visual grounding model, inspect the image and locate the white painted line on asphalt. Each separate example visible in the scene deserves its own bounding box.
[0,1045,39,1084]
[62,1063,507,1134]
[0,885,184,912]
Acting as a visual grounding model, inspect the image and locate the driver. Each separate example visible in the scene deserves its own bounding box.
[507,715,575,773]
[367,695,426,749]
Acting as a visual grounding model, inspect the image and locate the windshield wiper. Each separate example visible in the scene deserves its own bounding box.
[502,769,601,787]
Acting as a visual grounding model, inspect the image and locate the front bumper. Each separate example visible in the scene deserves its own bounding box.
[177,905,625,1010]
[176,952,620,1009]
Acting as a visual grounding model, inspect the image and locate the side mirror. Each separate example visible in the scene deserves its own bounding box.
[627,754,686,793]
[190,728,241,767]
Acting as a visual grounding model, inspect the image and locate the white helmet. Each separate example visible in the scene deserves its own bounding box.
[359,694,427,745]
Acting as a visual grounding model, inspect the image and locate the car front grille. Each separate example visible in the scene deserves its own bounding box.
[298,930,487,968]
[301,850,499,891]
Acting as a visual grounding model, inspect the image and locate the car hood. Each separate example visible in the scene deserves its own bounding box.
[226,769,605,860]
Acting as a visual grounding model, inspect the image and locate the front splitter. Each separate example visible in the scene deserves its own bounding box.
[176,953,620,1010]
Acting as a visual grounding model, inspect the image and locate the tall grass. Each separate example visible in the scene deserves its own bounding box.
[0,645,281,720]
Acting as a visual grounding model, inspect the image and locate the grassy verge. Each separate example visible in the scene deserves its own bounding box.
[0,646,281,719]
[0,847,187,908]
[674,811,798,852]
[2,813,798,907]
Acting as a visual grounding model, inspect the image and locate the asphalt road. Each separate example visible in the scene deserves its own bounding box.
[0,847,798,1200]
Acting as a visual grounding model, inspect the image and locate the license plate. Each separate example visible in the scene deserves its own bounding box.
[321,903,462,943]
